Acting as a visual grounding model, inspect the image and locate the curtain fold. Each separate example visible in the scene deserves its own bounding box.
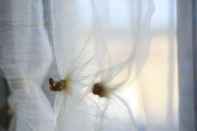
[0,0,55,131]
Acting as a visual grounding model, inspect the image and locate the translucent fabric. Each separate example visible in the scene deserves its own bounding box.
[0,0,55,131]
[0,0,178,131]
[47,0,178,131]
[50,0,156,131]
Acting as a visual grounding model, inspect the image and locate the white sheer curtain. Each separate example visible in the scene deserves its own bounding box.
[0,0,55,131]
[0,0,178,131]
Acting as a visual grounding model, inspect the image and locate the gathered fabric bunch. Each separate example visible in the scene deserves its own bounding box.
[47,1,155,131]
[0,0,155,131]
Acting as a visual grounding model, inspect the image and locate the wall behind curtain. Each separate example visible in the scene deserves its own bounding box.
[177,0,196,131]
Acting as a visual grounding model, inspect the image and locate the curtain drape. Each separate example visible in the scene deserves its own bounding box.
[0,0,178,131]
[0,0,55,131]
